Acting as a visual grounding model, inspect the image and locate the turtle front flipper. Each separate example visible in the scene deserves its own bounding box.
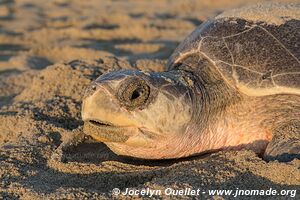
[264,120,300,162]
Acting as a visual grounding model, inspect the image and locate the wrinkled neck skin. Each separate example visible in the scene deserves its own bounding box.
[168,68,249,157]
[169,68,300,158]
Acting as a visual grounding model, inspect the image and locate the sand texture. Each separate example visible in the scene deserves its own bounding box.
[0,0,299,199]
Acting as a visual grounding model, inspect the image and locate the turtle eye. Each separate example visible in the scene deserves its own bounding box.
[118,78,150,110]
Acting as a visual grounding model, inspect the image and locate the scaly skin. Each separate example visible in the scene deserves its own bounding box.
[81,66,300,159]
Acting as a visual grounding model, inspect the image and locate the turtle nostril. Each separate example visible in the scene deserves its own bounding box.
[83,83,98,98]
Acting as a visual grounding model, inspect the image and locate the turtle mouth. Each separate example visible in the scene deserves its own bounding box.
[83,119,130,143]
[89,119,114,127]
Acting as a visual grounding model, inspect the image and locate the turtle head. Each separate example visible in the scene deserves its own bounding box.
[82,70,195,159]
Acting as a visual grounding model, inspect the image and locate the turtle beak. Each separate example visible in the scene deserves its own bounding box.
[81,83,139,143]
[83,119,130,142]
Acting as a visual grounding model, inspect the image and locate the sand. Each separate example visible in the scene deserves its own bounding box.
[216,3,300,25]
[0,0,299,199]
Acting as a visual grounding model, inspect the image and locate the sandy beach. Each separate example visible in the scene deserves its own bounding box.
[0,0,299,199]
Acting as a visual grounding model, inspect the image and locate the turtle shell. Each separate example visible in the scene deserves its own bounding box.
[168,3,300,96]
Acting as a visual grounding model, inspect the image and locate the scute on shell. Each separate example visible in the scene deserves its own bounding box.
[168,3,300,96]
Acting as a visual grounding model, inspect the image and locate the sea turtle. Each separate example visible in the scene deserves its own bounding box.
[81,3,300,161]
